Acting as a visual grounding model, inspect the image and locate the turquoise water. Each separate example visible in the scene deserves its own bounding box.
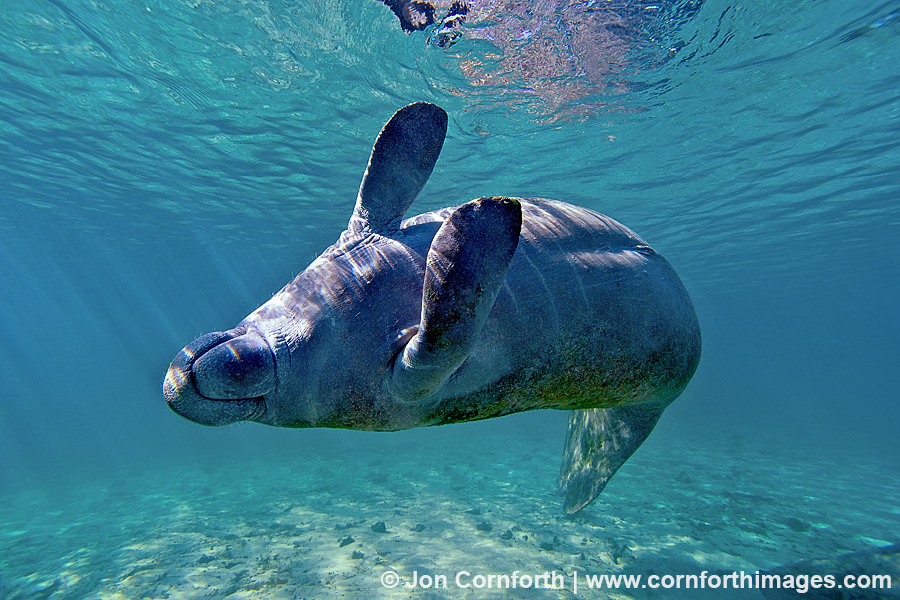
[1,0,899,597]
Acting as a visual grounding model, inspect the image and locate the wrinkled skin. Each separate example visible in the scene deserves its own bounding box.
[166,198,699,429]
[164,103,701,512]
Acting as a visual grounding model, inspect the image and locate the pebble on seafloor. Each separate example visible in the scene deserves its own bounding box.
[371,521,388,533]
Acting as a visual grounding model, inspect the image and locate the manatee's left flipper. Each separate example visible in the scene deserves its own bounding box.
[391,196,522,402]
[559,403,667,514]
[350,102,448,236]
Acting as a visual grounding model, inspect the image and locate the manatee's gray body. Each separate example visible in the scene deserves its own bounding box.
[164,102,701,513]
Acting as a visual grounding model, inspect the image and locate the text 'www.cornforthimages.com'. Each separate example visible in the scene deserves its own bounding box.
[380,569,893,595]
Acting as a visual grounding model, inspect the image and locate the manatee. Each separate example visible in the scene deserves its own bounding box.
[164,102,701,513]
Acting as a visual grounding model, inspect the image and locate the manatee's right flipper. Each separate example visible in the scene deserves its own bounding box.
[559,403,667,514]
[391,196,522,402]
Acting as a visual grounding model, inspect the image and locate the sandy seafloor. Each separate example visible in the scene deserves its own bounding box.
[2,419,898,600]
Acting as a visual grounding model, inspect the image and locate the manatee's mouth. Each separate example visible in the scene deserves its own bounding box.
[163,325,273,426]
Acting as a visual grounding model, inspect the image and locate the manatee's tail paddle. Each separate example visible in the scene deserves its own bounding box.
[559,403,666,514]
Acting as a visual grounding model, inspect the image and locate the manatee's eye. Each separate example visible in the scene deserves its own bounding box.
[383,326,419,367]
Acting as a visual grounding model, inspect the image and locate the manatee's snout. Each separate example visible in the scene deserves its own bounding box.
[163,326,271,426]
[192,331,276,400]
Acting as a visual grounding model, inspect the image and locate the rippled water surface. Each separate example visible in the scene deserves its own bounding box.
[4,0,897,287]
